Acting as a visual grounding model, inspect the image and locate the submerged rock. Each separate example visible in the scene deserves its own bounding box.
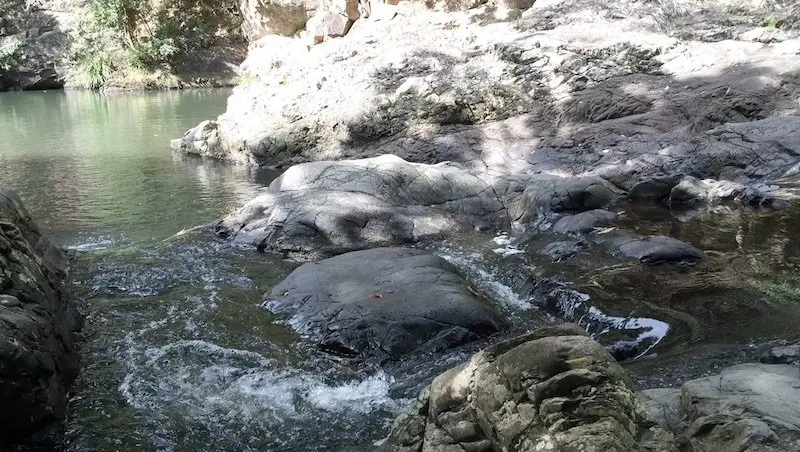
[602,233,705,265]
[642,364,800,452]
[383,324,677,451]
[552,209,618,234]
[263,247,506,361]
[0,187,82,448]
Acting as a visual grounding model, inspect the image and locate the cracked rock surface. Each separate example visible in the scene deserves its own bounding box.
[382,324,677,452]
[642,363,800,452]
[263,247,507,361]
[0,186,82,449]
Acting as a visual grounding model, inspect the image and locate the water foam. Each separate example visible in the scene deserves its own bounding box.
[436,247,534,310]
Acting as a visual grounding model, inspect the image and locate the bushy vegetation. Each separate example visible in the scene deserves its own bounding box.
[69,0,241,89]
[0,38,21,75]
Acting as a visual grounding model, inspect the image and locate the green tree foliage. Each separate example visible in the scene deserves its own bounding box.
[70,0,241,88]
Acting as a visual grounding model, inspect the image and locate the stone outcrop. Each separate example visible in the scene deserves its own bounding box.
[642,364,800,452]
[217,154,623,258]
[0,0,73,91]
[217,154,505,257]
[384,325,800,451]
[383,324,677,451]
[263,247,506,361]
[0,186,82,449]
[173,0,800,206]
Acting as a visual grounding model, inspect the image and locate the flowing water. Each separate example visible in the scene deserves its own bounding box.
[3,90,800,451]
[0,91,406,451]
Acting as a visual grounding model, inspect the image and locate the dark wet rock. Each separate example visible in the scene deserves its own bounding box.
[0,186,82,449]
[642,364,800,452]
[383,324,677,451]
[629,175,685,202]
[668,176,744,206]
[552,209,618,234]
[530,281,668,361]
[668,175,787,208]
[760,343,800,364]
[218,155,507,259]
[540,239,586,261]
[263,247,506,361]
[507,176,623,223]
[603,233,705,265]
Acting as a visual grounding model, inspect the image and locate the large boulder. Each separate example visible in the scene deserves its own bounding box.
[218,154,507,258]
[383,324,677,451]
[0,187,82,449]
[642,363,800,452]
[263,247,507,361]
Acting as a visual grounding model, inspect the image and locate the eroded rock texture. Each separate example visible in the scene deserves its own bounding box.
[0,187,82,449]
[218,155,508,258]
[642,364,800,452]
[383,324,677,451]
[173,0,800,207]
[0,0,73,91]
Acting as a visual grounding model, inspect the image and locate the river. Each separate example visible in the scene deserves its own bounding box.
[2,90,800,451]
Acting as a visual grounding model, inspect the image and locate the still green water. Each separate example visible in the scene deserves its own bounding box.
[0,89,274,245]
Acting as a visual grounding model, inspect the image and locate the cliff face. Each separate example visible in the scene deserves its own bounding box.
[0,0,74,90]
[0,186,83,449]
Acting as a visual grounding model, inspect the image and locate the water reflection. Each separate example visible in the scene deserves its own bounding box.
[0,90,272,246]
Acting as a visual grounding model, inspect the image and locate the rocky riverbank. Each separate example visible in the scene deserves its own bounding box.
[169,0,800,449]
[380,324,800,451]
[0,186,83,449]
[173,0,800,205]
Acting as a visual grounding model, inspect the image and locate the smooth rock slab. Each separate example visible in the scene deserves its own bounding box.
[219,154,506,259]
[263,247,507,361]
[552,209,618,234]
[604,234,705,265]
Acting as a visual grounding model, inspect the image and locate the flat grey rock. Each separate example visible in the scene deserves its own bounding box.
[219,155,506,259]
